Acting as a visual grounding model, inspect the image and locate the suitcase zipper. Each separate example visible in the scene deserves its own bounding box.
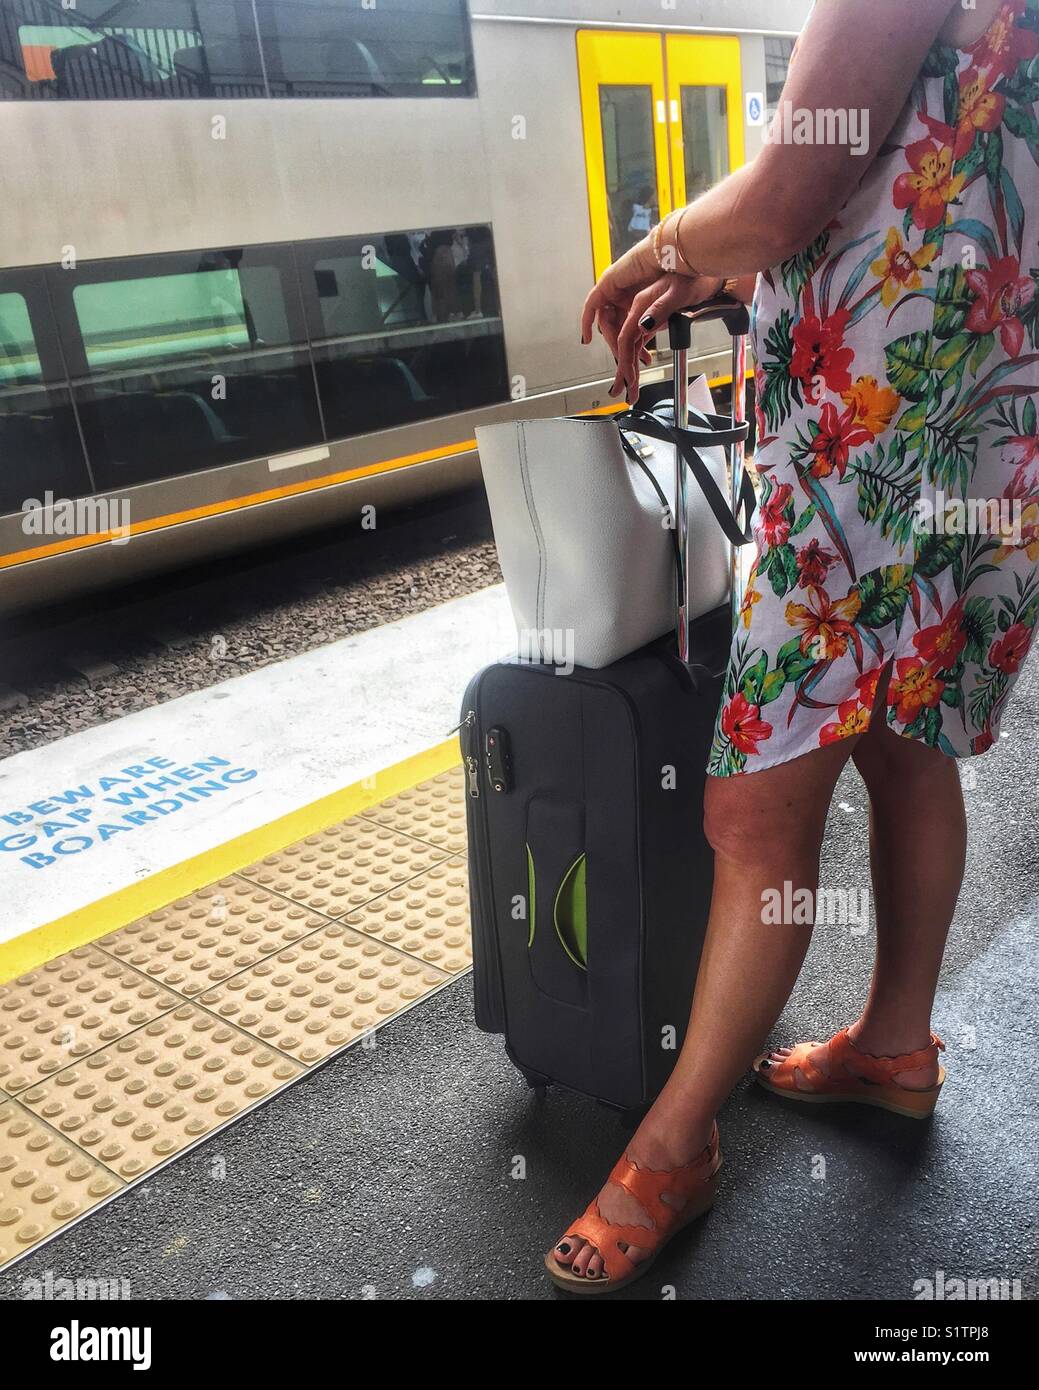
[454,708,481,798]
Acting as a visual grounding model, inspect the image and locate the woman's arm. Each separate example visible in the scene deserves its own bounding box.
[670,0,963,272]
[584,0,963,402]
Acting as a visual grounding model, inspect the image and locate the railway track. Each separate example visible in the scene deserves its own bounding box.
[0,487,499,756]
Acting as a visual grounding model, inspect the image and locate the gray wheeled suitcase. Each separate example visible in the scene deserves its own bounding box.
[461,301,753,1111]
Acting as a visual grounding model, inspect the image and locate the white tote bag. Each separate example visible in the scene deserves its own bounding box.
[475,376,750,670]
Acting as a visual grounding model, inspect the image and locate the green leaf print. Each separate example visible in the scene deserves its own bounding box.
[924,419,979,493]
[1003,101,1039,149]
[886,332,933,402]
[921,42,959,78]
[775,635,815,685]
[764,543,799,598]
[780,230,830,303]
[740,652,768,704]
[758,669,787,706]
[943,72,959,127]
[962,596,996,665]
[969,333,996,377]
[932,332,975,401]
[969,668,1009,731]
[854,566,913,630]
[932,267,972,339]
[922,705,944,747]
[790,501,817,537]
[759,308,802,433]
[852,438,922,546]
[915,531,966,580]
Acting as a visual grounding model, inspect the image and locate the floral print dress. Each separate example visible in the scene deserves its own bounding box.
[709,0,1039,776]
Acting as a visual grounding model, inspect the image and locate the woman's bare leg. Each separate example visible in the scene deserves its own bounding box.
[765,673,966,1090]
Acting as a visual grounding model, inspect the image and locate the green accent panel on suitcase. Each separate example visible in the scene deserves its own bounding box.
[553,854,588,970]
[526,842,535,948]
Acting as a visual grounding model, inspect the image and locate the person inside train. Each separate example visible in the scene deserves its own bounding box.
[549,0,1039,1292]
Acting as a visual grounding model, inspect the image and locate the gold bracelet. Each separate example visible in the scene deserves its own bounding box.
[651,218,665,269]
[671,207,698,274]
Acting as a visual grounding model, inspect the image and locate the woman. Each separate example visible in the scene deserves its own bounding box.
[550,0,1039,1293]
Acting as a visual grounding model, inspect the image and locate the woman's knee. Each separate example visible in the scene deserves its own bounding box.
[851,720,959,794]
[703,772,822,866]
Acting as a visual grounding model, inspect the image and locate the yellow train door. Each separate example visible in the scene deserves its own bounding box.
[664,35,745,212]
[577,30,744,281]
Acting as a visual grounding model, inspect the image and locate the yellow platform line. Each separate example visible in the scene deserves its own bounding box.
[0,736,463,985]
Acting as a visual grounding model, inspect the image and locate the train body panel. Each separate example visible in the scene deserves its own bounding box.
[0,0,812,611]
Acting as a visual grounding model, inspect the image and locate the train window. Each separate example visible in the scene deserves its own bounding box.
[764,37,796,120]
[0,274,93,516]
[598,86,659,261]
[0,292,41,382]
[0,0,266,100]
[680,86,730,201]
[50,246,324,491]
[295,226,508,438]
[255,0,476,98]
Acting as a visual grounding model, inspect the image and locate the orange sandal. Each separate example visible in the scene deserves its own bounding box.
[753,1027,946,1119]
[544,1124,722,1295]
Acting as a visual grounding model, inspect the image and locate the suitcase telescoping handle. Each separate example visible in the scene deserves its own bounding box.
[668,296,750,662]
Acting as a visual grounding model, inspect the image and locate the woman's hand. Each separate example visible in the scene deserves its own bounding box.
[580,238,724,404]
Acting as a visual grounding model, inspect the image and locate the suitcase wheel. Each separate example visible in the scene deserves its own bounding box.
[518,1066,550,1099]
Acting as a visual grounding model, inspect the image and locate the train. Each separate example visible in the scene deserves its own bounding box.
[0,0,811,612]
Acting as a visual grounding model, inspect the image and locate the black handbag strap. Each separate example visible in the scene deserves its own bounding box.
[618,408,757,549]
[618,432,684,587]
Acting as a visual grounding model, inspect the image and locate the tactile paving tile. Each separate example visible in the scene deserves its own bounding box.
[197,923,450,1064]
[98,880,330,996]
[18,1004,302,1181]
[0,950,180,1094]
[239,819,451,918]
[358,766,468,854]
[344,857,472,974]
[0,1099,123,1268]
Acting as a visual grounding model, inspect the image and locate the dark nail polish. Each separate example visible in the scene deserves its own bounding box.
[557,1242,570,1254]
[639,314,656,330]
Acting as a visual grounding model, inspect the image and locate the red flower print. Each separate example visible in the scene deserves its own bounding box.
[756,481,794,548]
[888,658,945,725]
[819,697,872,745]
[893,139,966,231]
[989,622,1032,674]
[970,1,1038,81]
[785,585,863,661]
[809,402,873,479]
[913,601,967,669]
[954,67,1006,156]
[720,692,773,755]
[971,727,996,754]
[856,666,885,708]
[965,257,1037,357]
[1004,430,1039,471]
[790,309,855,404]
[795,538,838,588]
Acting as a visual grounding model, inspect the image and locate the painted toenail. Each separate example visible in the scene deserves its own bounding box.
[558,1243,570,1254]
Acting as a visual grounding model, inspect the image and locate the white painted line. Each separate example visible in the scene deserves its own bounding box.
[0,584,516,945]
[267,444,331,473]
